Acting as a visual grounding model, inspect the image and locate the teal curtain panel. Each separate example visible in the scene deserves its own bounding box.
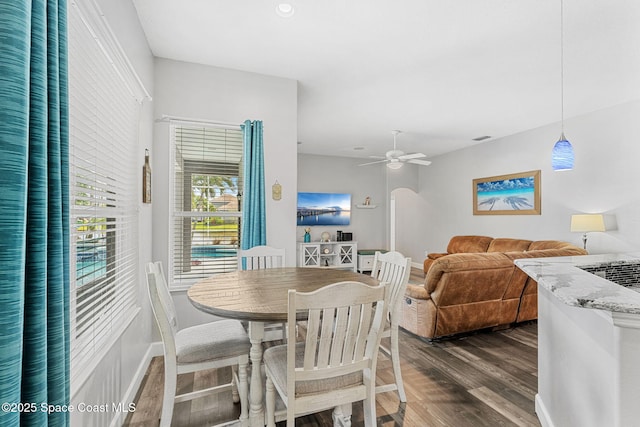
[0,0,70,426]
[240,120,266,251]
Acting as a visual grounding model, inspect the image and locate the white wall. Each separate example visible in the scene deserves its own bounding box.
[398,100,640,266]
[297,154,389,250]
[392,187,429,268]
[71,1,155,426]
[297,154,424,265]
[153,58,298,328]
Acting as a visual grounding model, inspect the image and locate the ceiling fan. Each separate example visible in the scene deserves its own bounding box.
[359,130,432,169]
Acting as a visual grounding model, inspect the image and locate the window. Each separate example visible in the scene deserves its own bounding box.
[170,124,243,288]
[68,1,147,388]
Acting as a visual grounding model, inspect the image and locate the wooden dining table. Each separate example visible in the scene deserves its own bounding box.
[187,267,379,427]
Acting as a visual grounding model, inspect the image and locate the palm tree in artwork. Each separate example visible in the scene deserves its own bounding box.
[504,196,533,210]
[479,197,500,210]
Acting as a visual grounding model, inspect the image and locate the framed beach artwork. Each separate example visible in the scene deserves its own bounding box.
[473,170,541,215]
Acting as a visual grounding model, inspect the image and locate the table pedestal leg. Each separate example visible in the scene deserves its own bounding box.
[248,321,265,427]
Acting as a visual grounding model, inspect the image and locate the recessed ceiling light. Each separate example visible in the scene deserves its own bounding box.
[276,3,294,18]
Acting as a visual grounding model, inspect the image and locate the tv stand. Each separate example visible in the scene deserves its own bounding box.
[297,241,357,272]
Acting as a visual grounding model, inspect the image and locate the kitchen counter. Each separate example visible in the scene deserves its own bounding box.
[515,252,640,427]
[514,252,640,314]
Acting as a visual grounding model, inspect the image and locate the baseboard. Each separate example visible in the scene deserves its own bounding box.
[108,342,163,427]
[410,261,423,271]
[535,393,553,427]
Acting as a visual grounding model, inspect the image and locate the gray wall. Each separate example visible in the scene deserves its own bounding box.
[398,100,640,265]
[152,58,298,327]
[297,154,388,250]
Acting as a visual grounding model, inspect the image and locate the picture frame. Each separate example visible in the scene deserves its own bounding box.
[142,148,151,204]
[473,170,541,215]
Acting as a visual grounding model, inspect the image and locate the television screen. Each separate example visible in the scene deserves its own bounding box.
[297,192,351,226]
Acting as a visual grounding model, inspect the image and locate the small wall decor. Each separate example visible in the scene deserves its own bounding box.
[142,148,151,204]
[356,195,377,209]
[272,180,282,201]
[473,170,541,215]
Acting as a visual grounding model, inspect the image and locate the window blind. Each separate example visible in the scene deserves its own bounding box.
[170,124,243,288]
[68,1,143,389]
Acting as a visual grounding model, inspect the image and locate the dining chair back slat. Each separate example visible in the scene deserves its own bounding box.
[370,251,411,402]
[264,280,390,426]
[238,245,285,270]
[290,282,388,377]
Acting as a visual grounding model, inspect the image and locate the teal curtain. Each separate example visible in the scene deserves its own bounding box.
[240,120,266,250]
[0,0,70,426]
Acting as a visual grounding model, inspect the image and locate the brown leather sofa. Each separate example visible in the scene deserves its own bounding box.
[401,236,587,339]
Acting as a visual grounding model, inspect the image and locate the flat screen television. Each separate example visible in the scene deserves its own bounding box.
[297,192,351,226]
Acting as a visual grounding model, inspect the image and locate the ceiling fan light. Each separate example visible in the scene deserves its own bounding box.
[276,3,294,17]
[386,161,403,170]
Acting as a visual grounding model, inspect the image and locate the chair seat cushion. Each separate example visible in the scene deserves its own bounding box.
[264,342,363,397]
[176,319,250,364]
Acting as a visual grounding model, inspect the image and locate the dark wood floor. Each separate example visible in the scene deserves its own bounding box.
[125,269,540,427]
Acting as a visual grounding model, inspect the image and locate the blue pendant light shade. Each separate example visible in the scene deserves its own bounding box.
[552,132,574,171]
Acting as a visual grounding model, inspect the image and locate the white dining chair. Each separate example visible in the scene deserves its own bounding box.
[264,281,390,427]
[146,261,250,427]
[237,245,285,270]
[370,251,411,402]
[237,245,287,342]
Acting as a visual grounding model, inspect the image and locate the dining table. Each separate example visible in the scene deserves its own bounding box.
[187,267,380,427]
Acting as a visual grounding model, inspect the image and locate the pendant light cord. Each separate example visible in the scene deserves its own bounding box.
[560,0,565,137]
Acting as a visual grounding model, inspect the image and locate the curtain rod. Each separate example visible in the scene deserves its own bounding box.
[155,114,242,129]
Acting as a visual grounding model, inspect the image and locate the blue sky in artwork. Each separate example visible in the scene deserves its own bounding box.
[297,192,351,209]
[477,177,535,193]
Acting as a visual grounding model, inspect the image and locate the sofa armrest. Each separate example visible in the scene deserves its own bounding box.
[405,283,430,300]
[423,252,449,274]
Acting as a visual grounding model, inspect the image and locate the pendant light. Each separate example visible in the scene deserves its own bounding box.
[552,0,574,171]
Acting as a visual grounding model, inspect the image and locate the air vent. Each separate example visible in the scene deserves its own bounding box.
[472,136,492,141]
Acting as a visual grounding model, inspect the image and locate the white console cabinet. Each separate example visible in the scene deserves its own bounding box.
[298,241,357,272]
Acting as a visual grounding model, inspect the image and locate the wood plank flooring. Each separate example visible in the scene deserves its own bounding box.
[125,269,540,427]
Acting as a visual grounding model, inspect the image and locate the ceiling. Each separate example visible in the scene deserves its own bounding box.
[132,0,640,162]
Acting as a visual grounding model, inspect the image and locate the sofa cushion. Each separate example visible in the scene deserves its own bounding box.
[425,252,515,304]
[487,238,532,253]
[446,235,493,254]
[528,240,584,251]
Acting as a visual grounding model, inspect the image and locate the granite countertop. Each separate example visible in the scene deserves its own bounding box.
[515,252,640,315]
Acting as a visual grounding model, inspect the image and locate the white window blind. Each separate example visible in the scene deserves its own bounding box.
[170,123,243,288]
[68,0,144,388]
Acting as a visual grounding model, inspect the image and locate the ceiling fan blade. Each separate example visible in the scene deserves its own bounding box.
[398,152,426,160]
[407,159,432,166]
[368,155,386,159]
[358,159,389,166]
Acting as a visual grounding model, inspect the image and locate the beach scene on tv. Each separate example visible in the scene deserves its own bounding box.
[297,192,351,226]
[476,176,535,211]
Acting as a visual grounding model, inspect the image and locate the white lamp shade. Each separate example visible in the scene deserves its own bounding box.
[570,214,605,232]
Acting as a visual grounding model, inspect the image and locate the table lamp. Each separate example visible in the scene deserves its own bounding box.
[570,214,605,250]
